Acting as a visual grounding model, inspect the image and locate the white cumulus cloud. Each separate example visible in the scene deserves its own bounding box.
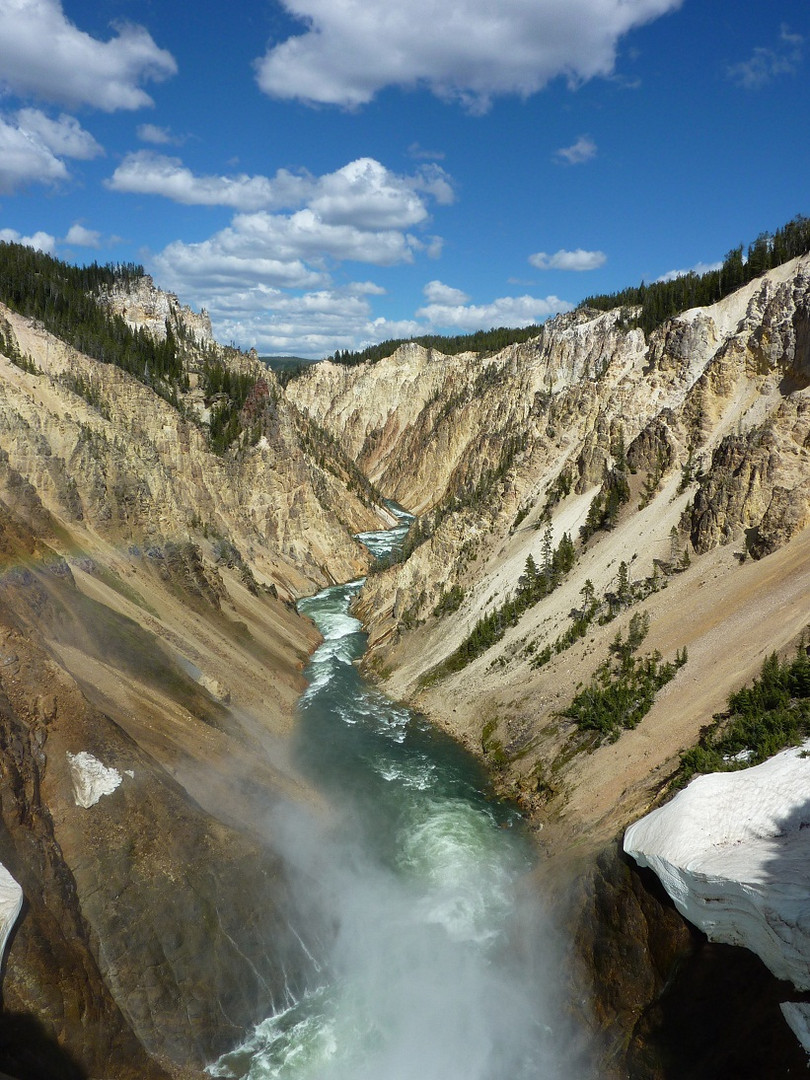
[416,292,573,331]
[423,280,471,305]
[65,223,102,248]
[106,150,291,211]
[143,156,458,356]
[0,108,104,192]
[255,0,682,110]
[153,206,425,305]
[15,108,103,159]
[309,158,453,229]
[655,260,723,283]
[136,153,454,345]
[136,123,182,145]
[0,227,56,252]
[154,233,325,297]
[213,286,402,357]
[0,0,176,111]
[529,248,606,271]
[0,115,68,193]
[107,152,454,227]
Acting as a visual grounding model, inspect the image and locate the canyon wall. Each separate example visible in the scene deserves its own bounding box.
[288,254,810,1070]
[289,254,810,852]
[0,287,389,1077]
[4,254,810,1074]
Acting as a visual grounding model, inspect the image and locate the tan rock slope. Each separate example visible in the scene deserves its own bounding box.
[289,253,810,861]
[0,280,391,1077]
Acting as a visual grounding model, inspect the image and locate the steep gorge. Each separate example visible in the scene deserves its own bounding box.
[289,255,810,849]
[2,252,810,1075]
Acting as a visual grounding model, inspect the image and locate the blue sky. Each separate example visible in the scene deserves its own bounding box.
[0,0,808,357]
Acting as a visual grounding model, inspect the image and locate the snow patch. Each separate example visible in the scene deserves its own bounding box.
[67,751,123,808]
[782,1003,810,1058]
[624,743,810,990]
[0,862,22,973]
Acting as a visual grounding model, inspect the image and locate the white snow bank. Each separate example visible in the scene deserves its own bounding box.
[782,1003,810,1057]
[67,751,122,808]
[0,862,22,972]
[624,743,810,989]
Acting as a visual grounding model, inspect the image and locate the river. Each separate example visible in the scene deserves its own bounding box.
[208,508,579,1079]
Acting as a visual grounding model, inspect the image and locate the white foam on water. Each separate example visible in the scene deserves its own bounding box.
[371,754,436,790]
[208,987,342,1079]
[397,799,514,944]
[314,610,362,642]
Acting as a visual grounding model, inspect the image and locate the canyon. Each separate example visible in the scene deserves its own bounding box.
[2,251,810,1075]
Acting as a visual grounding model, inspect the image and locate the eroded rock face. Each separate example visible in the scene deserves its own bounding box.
[100,273,214,347]
[567,842,810,1080]
[0,502,328,1077]
[567,845,696,1074]
[0,291,382,599]
[293,257,810,641]
[0,665,170,1080]
[0,282,388,1075]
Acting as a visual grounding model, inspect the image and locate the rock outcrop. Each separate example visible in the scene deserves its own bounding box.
[0,277,392,1076]
[100,273,214,347]
[622,743,810,1066]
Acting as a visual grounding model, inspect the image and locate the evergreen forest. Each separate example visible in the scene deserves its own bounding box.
[0,241,182,386]
[679,646,810,781]
[581,215,810,334]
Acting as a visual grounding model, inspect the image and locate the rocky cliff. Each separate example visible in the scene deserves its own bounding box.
[100,273,214,348]
[287,253,810,1068]
[0,277,391,1077]
[288,255,810,845]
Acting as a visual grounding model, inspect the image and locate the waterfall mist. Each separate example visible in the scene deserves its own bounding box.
[208,570,590,1080]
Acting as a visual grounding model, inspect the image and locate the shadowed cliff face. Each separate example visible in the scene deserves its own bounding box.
[0,285,393,1076]
[0,643,171,1080]
[570,845,810,1080]
[0,505,330,1077]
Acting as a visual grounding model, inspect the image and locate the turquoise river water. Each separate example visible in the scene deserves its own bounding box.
[208,508,577,1079]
